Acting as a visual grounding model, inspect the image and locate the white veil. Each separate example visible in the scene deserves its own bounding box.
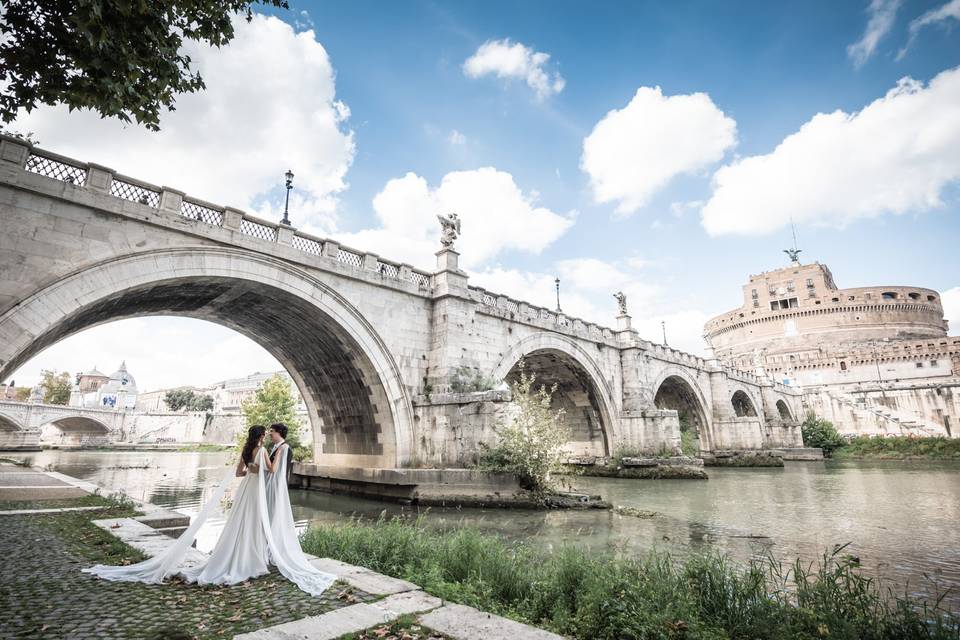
[84,446,335,595]
[261,443,336,595]
[82,462,236,584]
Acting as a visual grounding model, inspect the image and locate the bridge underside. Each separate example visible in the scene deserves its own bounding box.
[654,376,708,448]
[6,277,395,464]
[505,349,609,457]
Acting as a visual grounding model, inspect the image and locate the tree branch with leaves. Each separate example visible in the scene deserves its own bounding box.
[1,0,289,131]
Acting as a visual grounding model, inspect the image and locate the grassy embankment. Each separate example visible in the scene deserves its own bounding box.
[301,516,959,640]
[832,435,960,460]
[802,414,960,460]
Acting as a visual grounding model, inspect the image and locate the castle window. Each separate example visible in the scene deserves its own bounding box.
[751,289,758,299]
[806,278,814,287]
[865,293,872,300]
[788,297,799,308]
[831,297,839,302]
[928,295,936,302]
[840,361,847,371]
[848,295,855,301]
[787,281,795,292]
[916,362,924,368]
[882,292,897,300]
[770,301,779,310]
[931,360,938,367]
[908,292,920,301]
[808,289,816,297]
[753,300,759,308]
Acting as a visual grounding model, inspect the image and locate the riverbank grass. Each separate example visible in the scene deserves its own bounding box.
[301,516,959,640]
[833,435,960,460]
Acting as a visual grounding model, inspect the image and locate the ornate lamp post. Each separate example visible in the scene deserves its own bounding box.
[555,277,562,313]
[281,169,294,226]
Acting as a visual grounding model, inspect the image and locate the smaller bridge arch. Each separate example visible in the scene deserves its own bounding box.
[493,333,619,457]
[775,399,794,421]
[731,389,758,417]
[651,370,710,452]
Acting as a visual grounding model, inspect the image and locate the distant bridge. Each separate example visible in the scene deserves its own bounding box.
[0,135,802,462]
[0,401,125,449]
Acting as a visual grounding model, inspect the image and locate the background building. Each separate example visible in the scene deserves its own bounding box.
[69,362,138,410]
[705,257,959,437]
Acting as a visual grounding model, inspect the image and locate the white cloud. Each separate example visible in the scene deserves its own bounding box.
[335,168,574,271]
[463,39,565,100]
[448,129,467,145]
[471,258,710,356]
[14,14,354,231]
[848,0,902,68]
[581,87,736,216]
[942,287,960,333]
[898,0,960,60]
[5,318,282,391]
[701,67,960,235]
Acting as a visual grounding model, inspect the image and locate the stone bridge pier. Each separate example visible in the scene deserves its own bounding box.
[0,135,803,462]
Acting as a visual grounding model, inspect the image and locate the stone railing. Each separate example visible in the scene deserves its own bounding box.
[468,285,617,342]
[645,342,710,370]
[5,137,434,291]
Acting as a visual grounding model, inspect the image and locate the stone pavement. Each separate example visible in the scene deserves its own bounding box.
[0,461,90,501]
[0,463,563,640]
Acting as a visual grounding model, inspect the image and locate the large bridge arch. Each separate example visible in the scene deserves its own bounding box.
[0,248,414,467]
[492,333,619,456]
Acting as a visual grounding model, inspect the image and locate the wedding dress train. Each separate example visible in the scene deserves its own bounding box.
[84,447,335,595]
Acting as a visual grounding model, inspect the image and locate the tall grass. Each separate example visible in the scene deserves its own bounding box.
[833,436,960,460]
[301,516,958,640]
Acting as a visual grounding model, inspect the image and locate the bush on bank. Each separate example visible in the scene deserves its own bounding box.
[300,517,959,640]
[801,413,846,455]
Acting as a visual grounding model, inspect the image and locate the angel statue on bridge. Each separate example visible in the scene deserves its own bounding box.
[614,291,628,316]
[437,212,461,248]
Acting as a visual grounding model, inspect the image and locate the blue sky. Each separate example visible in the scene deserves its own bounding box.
[9,0,960,390]
[290,0,960,295]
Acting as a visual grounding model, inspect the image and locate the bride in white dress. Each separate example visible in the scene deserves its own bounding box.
[84,425,335,595]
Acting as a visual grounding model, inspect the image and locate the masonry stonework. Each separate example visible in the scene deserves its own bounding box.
[0,136,802,460]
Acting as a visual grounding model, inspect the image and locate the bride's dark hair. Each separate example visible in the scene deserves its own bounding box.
[241,425,266,465]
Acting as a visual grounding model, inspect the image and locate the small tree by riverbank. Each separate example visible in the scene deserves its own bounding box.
[238,374,309,459]
[40,369,71,405]
[300,516,959,640]
[801,413,845,455]
[477,363,568,493]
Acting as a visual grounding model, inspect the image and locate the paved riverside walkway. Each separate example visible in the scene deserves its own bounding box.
[0,462,562,640]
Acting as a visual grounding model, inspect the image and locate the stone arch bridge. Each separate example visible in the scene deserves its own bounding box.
[0,400,125,448]
[0,135,802,463]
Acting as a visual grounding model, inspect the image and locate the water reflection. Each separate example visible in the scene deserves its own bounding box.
[16,450,960,609]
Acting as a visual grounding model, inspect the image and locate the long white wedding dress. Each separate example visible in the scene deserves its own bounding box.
[84,446,335,595]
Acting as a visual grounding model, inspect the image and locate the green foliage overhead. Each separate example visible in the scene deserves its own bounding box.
[301,516,959,640]
[239,374,303,450]
[40,369,71,405]
[163,389,213,412]
[477,362,569,493]
[800,413,846,456]
[0,0,289,131]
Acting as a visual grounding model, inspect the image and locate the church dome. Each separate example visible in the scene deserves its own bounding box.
[103,361,137,393]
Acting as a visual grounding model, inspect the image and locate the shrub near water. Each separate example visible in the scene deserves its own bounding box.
[300,517,959,640]
[801,413,846,455]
